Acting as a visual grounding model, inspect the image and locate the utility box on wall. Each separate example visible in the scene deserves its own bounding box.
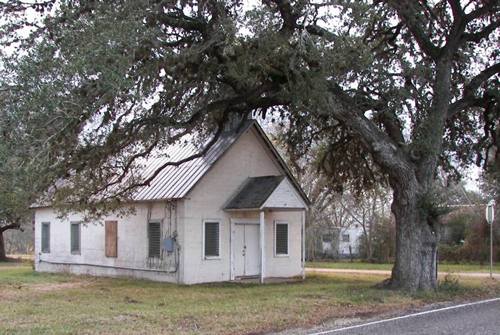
[163,237,175,253]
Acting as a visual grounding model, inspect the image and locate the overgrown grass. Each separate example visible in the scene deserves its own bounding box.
[1,264,499,335]
[307,261,500,273]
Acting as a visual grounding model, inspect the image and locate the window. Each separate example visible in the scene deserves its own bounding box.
[322,234,333,243]
[41,222,50,253]
[70,222,81,254]
[342,234,350,242]
[204,221,220,258]
[148,221,161,258]
[275,222,288,256]
[105,221,118,258]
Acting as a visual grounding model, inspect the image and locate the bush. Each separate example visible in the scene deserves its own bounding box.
[439,273,461,292]
[439,207,500,264]
[438,244,463,263]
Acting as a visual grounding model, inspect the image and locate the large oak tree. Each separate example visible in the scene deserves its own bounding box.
[1,0,498,290]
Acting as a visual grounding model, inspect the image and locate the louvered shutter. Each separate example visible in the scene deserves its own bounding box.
[105,221,118,257]
[275,223,288,255]
[41,222,50,253]
[204,222,219,257]
[70,223,81,254]
[148,222,161,258]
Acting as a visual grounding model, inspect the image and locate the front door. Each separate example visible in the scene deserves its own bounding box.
[233,223,260,277]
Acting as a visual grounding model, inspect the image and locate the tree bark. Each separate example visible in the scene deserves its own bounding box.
[389,177,439,291]
[0,222,22,261]
[0,231,6,261]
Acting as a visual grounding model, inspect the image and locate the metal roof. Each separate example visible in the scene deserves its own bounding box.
[131,119,310,205]
[33,119,310,207]
[224,176,285,210]
[132,121,254,201]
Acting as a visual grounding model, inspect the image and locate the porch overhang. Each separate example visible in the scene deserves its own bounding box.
[223,175,308,212]
[225,176,307,284]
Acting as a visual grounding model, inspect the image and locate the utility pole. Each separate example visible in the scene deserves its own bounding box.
[486,200,495,279]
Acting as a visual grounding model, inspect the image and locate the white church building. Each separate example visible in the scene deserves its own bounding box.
[33,120,309,284]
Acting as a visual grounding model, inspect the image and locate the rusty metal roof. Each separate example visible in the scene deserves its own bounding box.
[132,121,254,201]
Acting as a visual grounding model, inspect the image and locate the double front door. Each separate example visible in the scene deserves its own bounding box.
[233,223,260,277]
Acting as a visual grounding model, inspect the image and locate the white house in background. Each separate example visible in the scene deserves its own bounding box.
[33,120,309,284]
[314,224,364,259]
[338,225,364,257]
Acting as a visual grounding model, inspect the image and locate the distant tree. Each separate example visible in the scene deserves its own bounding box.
[1,1,498,291]
[0,119,35,260]
[343,188,391,261]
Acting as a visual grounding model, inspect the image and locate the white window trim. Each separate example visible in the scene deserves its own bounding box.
[70,221,82,255]
[274,220,289,257]
[41,222,50,253]
[202,219,221,260]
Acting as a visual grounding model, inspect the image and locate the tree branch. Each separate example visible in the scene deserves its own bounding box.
[462,19,500,43]
[447,62,500,118]
[448,0,465,20]
[383,0,441,59]
[0,222,21,233]
[305,24,337,42]
[464,1,499,23]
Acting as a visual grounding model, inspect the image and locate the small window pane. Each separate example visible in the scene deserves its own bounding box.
[148,222,161,258]
[204,222,219,257]
[342,234,350,242]
[41,223,50,253]
[275,223,288,255]
[71,223,81,254]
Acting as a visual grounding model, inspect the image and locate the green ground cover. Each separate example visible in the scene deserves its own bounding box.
[1,264,499,335]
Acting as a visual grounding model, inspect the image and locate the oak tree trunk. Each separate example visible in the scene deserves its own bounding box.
[389,180,439,291]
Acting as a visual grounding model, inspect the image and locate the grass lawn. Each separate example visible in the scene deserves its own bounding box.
[1,264,500,335]
[307,261,500,273]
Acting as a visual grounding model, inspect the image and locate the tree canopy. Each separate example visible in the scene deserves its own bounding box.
[1,0,498,290]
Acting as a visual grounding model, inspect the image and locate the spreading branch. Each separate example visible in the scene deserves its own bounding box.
[448,63,500,118]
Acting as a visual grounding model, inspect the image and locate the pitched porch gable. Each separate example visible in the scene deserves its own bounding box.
[261,177,307,210]
[224,176,307,211]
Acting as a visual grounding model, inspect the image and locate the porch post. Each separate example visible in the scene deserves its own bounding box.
[260,210,265,284]
[301,210,306,279]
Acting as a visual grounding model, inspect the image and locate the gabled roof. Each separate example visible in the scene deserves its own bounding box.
[132,121,254,201]
[33,120,309,208]
[133,119,309,205]
[224,176,285,210]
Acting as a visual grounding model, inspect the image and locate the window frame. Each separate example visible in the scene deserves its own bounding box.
[147,220,162,258]
[41,222,50,253]
[342,233,350,243]
[70,221,82,255]
[274,221,289,257]
[202,219,221,260]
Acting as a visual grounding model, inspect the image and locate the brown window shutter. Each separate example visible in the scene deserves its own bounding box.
[105,221,118,257]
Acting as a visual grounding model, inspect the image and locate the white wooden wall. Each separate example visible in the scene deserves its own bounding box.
[34,202,180,282]
[34,127,304,284]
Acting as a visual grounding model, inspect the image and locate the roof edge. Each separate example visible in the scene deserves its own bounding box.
[251,123,311,207]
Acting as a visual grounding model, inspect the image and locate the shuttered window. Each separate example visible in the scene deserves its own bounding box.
[148,221,161,258]
[105,221,118,258]
[275,222,288,256]
[70,222,81,254]
[204,221,220,258]
[41,222,50,253]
